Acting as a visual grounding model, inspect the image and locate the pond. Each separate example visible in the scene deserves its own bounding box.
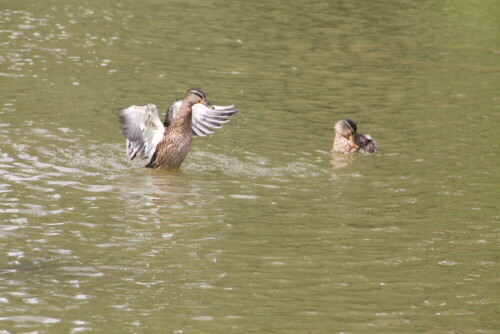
[0,0,498,333]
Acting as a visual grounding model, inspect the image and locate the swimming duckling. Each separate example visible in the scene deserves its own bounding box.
[119,88,237,169]
[332,118,377,154]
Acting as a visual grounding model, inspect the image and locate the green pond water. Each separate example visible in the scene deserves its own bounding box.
[0,0,499,333]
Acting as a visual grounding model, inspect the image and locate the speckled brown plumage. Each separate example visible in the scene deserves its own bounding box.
[120,88,237,169]
[332,133,358,153]
[354,133,377,153]
[146,104,193,169]
[332,118,377,154]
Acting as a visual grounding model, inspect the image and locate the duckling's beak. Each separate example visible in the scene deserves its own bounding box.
[348,135,359,149]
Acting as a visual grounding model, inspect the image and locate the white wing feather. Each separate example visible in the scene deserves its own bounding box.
[167,102,237,137]
[119,104,164,160]
[190,104,238,137]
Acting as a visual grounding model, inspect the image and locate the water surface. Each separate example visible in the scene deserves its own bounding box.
[0,0,499,333]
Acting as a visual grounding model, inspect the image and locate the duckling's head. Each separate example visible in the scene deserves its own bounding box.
[334,118,358,149]
[183,88,213,108]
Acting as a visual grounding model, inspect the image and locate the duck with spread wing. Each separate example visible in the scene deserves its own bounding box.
[119,88,237,169]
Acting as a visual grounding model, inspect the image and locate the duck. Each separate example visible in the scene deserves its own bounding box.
[119,88,237,169]
[332,118,377,154]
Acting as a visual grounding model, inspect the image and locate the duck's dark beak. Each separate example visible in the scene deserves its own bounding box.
[202,99,214,109]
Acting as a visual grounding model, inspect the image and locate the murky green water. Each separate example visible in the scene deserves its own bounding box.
[1,0,499,333]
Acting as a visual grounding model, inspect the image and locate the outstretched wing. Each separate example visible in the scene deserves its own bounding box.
[191,104,238,137]
[165,100,238,137]
[119,104,165,160]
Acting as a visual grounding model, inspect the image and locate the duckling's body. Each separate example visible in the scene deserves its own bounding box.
[120,88,237,169]
[332,118,377,154]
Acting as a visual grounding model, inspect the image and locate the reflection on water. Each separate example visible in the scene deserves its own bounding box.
[330,151,367,170]
[1,0,499,333]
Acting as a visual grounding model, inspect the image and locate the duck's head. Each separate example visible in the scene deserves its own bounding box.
[183,88,213,108]
[334,118,359,150]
